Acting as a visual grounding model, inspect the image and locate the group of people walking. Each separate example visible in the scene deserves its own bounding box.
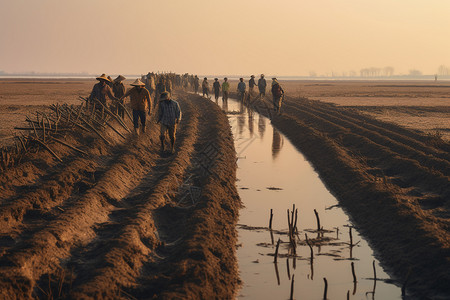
[88,73,181,154]
[196,74,285,113]
[87,72,286,154]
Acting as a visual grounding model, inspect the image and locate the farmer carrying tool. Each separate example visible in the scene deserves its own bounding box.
[120,79,152,136]
[157,92,182,154]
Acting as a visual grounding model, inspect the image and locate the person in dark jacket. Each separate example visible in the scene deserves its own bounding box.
[157,92,182,153]
[271,78,284,113]
[213,78,221,102]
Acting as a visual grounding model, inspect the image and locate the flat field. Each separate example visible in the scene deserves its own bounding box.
[282,80,450,141]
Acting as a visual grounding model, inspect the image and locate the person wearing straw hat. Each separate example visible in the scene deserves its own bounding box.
[112,75,126,119]
[257,74,267,98]
[157,92,181,154]
[89,74,118,106]
[120,78,152,135]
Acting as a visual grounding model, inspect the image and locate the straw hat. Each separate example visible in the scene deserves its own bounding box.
[131,78,145,86]
[96,74,111,82]
[114,75,126,83]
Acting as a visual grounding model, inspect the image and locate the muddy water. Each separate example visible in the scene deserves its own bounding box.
[216,97,402,299]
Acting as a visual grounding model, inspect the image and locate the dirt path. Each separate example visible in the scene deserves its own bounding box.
[0,91,240,299]
[243,94,449,298]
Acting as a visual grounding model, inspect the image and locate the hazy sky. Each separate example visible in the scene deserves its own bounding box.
[1,0,449,76]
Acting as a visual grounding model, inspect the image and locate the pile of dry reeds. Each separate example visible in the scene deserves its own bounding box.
[0,97,131,172]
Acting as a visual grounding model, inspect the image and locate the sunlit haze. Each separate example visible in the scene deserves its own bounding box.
[1,0,449,76]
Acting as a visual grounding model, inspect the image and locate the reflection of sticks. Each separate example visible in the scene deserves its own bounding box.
[305,233,314,260]
[347,290,350,300]
[274,262,280,286]
[289,274,295,300]
[269,209,273,229]
[286,258,290,280]
[323,278,328,300]
[351,262,357,283]
[274,238,281,263]
[351,262,357,295]
[366,260,377,299]
[372,260,377,280]
[314,209,321,231]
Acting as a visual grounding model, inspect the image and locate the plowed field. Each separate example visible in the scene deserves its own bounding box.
[1,79,449,299]
[0,90,240,299]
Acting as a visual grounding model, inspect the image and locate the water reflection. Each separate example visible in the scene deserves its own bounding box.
[248,109,254,137]
[258,114,266,139]
[222,99,228,112]
[271,128,283,159]
[210,95,402,300]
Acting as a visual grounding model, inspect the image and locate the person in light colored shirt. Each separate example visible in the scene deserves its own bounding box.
[202,77,210,98]
[222,77,230,102]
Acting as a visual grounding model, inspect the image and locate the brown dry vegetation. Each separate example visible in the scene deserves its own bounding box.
[0,82,240,299]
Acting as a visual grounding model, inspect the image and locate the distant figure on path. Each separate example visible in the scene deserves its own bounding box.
[157,92,182,153]
[213,78,221,102]
[258,74,267,98]
[237,78,246,102]
[271,78,284,113]
[194,75,200,94]
[222,77,230,102]
[202,77,210,98]
[112,75,126,118]
[89,74,118,106]
[120,79,152,135]
[249,75,257,96]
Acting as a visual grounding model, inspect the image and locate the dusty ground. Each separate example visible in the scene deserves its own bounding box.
[0,80,241,299]
[1,79,449,298]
